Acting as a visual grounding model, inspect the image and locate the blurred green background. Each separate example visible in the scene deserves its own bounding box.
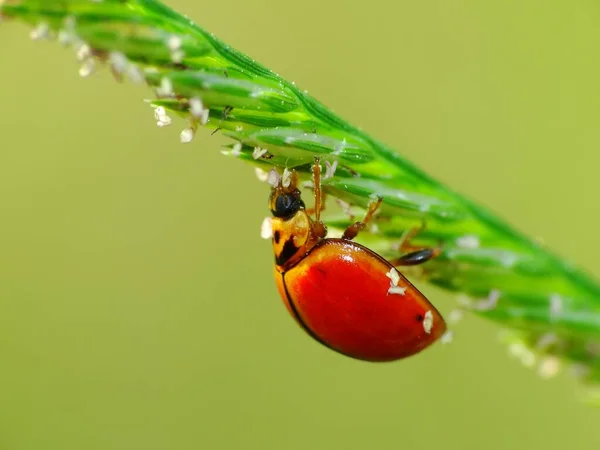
[1,0,600,449]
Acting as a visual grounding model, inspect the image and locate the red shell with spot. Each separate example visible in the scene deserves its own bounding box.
[275,238,446,362]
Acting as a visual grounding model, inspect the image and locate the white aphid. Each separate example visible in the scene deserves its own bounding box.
[549,294,563,320]
[154,106,172,127]
[231,142,243,156]
[180,128,195,143]
[75,43,91,61]
[126,64,144,83]
[447,309,464,325]
[456,294,473,308]
[385,268,400,286]
[332,138,346,156]
[109,51,128,75]
[255,168,269,182]
[171,49,184,63]
[538,356,560,380]
[473,289,500,311]
[282,168,292,188]
[78,59,95,77]
[189,97,204,118]
[455,234,480,249]
[440,330,454,344]
[508,341,536,368]
[156,116,172,127]
[157,77,173,97]
[167,35,182,51]
[387,286,406,296]
[154,106,166,120]
[200,109,210,125]
[324,160,338,179]
[252,147,268,160]
[30,22,50,41]
[260,217,273,239]
[423,310,433,334]
[267,169,280,187]
[535,333,559,351]
[57,29,72,46]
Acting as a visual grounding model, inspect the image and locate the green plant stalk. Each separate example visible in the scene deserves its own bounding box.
[2,0,600,393]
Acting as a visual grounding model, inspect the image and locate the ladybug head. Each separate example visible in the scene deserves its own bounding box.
[267,168,316,269]
[267,168,305,219]
[270,190,305,219]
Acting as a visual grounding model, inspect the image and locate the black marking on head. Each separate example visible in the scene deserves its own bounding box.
[273,230,281,244]
[276,238,298,266]
[272,192,304,219]
[416,314,424,322]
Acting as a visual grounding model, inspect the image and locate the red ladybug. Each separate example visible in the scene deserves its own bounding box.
[268,158,446,362]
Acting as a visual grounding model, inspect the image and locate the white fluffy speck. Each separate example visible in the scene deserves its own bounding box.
[324,160,338,179]
[154,106,166,120]
[156,117,172,127]
[78,59,95,77]
[508,341,536,368]
[189,97,204,118]
[252,147,268,160]
[231,142,242,156]
[171,49,185,63]
[57,29,72,45]
[154,106,172,127]
[282,168,292,188]
[267,169,280,187]
[385,268,400,286]
[261,217,273,239]
[535,333,559,351]
[456,294,473,307]
[200,109,210,125]
[549,294,563,320]
[180,128,195,143]
[158,77,173,97]
[538,356,560,379]
[387,286,406,296]
[456,234,480,249]
[255,168,269,182]
[30,22,50,40]
[440,330,454,344]
[109,51,128,74]
[447,309,464,325]
[423,310,433,334]
[473,289,500,311]
[332,138,346,156]
[75,43,91,61]
[167,35,182,51]
[126,64,144,83]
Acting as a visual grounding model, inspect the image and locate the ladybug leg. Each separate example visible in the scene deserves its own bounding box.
[305,192,327,216]
[342,196,383,241]
[391,248,442,266]
[390,221,443,266]
[307,157,328,239]
[311,157,324,223]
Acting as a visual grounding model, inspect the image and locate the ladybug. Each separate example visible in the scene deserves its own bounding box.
[268,158,447,362]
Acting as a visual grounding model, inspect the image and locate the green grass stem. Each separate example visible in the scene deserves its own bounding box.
[2,0,600,401]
